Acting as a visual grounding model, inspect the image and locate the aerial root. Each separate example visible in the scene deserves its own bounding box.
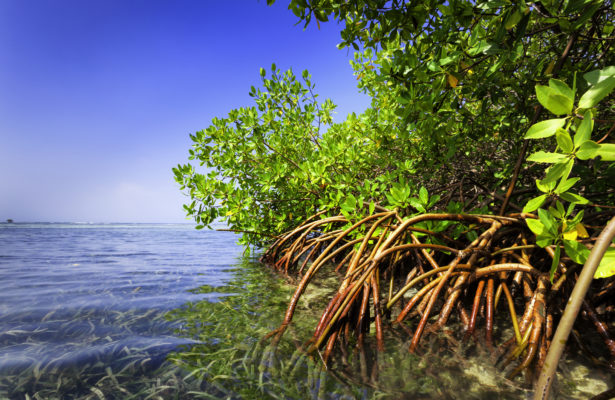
[261,209,615,381]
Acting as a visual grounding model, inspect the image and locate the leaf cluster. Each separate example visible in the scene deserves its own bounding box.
[522,68,615,279]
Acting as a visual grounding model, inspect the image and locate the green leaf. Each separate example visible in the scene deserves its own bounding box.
[427,60,442,72]
[549,79,575,101]
[536,85,573,115]
[542,159,573,184]
[563,239,590,264]
[559,192,590,204]
[523,194,547,213]
[419,186,429,205]
[439,55,458,66]
[578,76,615,109]
[505,9,523,29]
[536,178,557,193]
[555,129,574,153]
[390,187,401,202]
[594,248,615,279]
[428,194,441,209]
[408,197,426,213]
[555,177,580,194]
[596,143,615,161]
[576,140,601,160]
[569,209,584,226]
[572,1,602,29]
[341,195,357,213]
[583,66,615,86]
[314,9,328,21]
[573,110,593,148]
[554,201,565,218]
[527,151,568,163]
[550,245,561,282]
[538,208,558,235]
[525,118,567,139]
[536,235,554,248]
[526,218,546,235]
[385,193,397,207]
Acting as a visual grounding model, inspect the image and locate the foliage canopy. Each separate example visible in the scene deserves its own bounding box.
[175,0,614,269]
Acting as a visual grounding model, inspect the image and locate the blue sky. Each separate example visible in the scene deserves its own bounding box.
[0,0,369,223]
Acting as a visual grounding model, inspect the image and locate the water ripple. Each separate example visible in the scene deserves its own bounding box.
[0,223,242,397]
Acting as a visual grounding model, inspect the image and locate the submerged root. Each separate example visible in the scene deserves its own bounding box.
[260,208,615,385]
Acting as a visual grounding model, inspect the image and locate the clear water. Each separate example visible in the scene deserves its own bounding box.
[0,223,243,398]
[0,223,610,399]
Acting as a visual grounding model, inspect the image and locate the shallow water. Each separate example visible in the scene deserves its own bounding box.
[0,223,611,399]
[0,223,243,398]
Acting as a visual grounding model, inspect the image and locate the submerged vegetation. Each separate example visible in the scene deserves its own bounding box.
[174,0,615,397]
[167,259,537,399]
[0,306,190,399]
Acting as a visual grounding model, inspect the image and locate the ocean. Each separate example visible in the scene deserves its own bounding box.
[0,223,245,399]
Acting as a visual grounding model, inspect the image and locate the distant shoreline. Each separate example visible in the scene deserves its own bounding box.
[0,221,231,229]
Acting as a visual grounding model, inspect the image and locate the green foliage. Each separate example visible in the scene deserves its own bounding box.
[594,246,615,278]
[523,67,615,279]
[536,80,574,115]
[174,64,440,246]
[283,0,613,168]
[176,0,615,280]
[174,66,339,245]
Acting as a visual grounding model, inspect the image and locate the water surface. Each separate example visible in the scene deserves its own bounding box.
[1,223,610,399]
[0,223,242,398]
